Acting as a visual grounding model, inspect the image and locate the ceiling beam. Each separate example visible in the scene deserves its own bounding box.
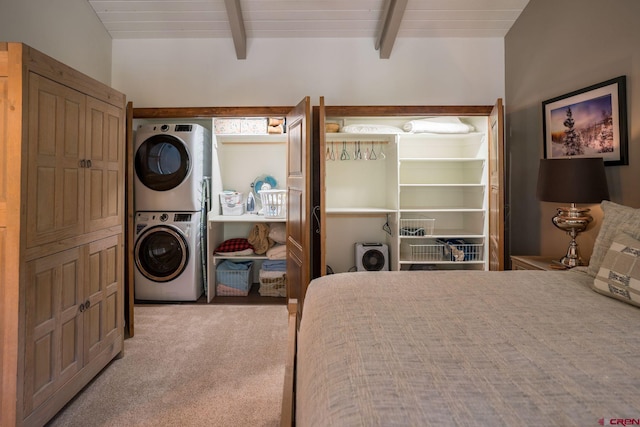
[224,0,247,59]
[375,0,408,59]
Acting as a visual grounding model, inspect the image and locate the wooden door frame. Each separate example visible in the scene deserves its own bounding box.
[489,99,506,271]
[126,106,294,334]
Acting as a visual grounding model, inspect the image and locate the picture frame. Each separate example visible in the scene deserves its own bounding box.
[542,76,628,166]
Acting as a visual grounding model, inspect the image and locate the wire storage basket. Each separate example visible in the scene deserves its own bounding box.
[410,240,483,262]
[216,260,253,296]
[259,189,287,218]
[410,244,447,261]
[400,218,435,236]
[446,241,483,262]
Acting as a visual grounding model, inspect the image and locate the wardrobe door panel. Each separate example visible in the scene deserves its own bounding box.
[23,247,84,416]
[26,74,86,248]
[84,235,122,365]
[85,97,124,233]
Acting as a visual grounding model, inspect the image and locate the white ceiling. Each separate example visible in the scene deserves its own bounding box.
[88,0,529,57]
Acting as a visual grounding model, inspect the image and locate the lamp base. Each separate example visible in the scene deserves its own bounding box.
[552,204,593,268]
[559,238,582,268]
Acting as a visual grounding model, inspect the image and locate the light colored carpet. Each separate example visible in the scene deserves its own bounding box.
[47,303,288,427]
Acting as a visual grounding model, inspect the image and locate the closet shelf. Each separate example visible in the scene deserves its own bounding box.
[399,260,485,265]
[326,207,395,215]
[213,254,270,261]
[399,208,485,213]
[215,134,286,144]
[399,157,485,162]
[399,183,485,187]
[326,132,485,140]
[208,212,286,223]
[399,132,486,140]
[399,233,485,239]
[326,133,394,140]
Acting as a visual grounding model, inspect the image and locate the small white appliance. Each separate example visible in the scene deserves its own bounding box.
[134,211,203,301]
[355,242,389,271]
[134,123,211,212]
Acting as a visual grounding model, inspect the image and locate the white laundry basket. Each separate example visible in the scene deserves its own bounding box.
[259,189,287,218]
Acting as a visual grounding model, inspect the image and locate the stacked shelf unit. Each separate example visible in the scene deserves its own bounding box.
[206,132,287,301]
[323,115,489,272]
[396,130,487,270]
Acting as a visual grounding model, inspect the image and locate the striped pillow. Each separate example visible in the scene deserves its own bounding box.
[592,232,640,307]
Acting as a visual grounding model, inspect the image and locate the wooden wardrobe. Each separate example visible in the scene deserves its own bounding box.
[0,43,126,427]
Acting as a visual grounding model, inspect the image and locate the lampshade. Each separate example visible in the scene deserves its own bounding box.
[536,158,609,203]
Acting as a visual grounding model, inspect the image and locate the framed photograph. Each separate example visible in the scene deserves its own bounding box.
[542,76,628,166]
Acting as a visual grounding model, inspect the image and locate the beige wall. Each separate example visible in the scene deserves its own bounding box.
[0,0,112,84]
[112,37,505,108]
[505,0,640,262]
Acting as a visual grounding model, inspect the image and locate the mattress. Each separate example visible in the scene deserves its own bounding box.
[296,269,640,426]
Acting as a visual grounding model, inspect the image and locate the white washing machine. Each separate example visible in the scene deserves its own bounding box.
[134,211,204,301]
[134,123,211,212]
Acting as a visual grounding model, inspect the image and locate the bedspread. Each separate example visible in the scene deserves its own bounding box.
[296,270,640,426]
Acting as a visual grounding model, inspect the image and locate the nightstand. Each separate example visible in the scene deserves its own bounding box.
[510,255,566,271]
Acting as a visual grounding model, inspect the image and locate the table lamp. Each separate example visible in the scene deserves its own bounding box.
[536,158,609,268]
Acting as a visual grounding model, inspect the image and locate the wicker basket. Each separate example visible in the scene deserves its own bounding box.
[259,189,287,218]
[259,270,287,297]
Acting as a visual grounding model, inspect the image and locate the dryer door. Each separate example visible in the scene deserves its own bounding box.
[135,134,190,191]
[135,225,189,282]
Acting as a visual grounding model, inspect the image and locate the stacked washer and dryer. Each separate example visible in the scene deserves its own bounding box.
[133,123,212,301]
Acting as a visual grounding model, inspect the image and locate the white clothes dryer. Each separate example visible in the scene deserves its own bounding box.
[134,123,211,212]
[134,211,204,301]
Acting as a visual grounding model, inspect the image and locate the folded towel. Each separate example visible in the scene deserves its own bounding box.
[262,260,287,271]
[403,117,474,134]
[248,223,274,255]
[259,269,286,279]
[266,244,286,259]
[216,283,249,296]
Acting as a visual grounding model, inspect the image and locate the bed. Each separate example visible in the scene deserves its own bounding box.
[288,201,640,426]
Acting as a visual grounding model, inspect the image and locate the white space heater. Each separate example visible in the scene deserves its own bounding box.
[355,243,389,271]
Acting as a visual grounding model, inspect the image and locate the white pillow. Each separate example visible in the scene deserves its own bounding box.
[268,222,287,244]
[403,117,475,134]
[340,124,404,134]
